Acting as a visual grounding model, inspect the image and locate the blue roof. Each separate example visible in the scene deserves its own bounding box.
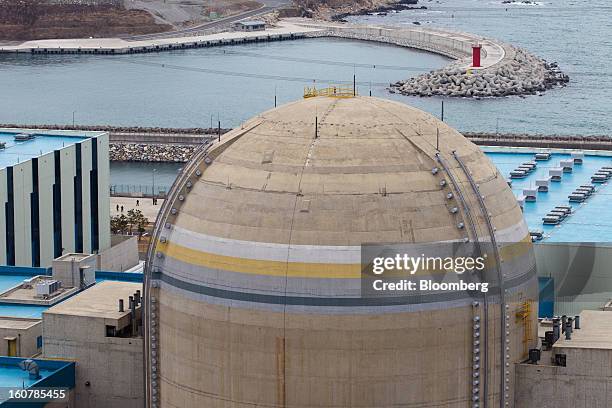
[485,150,612,242]
[0,130,88,170]
[0,357,75,406]
[0,267,142,318]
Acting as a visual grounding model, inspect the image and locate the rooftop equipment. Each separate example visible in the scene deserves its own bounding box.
[14,133,35,141]
[543,215,561,225]
[575,187,593,197]
[593,172,611,180]
[548,210,567,220]
[591,174,607,183]
[516,195,526,210]
[549,168,563,181]
[535,152,551,161]
[0,142,5,149]
[554,205,573,215]
[523,161,537,169]
[568,193,586,203]
[36,280,61,297]
[559,159,574,173]
[536,177,551,192]
[19,359,41,380]
[571,152,584,164]
[529,230,543,240]
[510,170,527,179]
[523,188,537,202]
[528,348,541,364]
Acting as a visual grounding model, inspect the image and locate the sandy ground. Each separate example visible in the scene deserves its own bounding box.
[111,196,164,223]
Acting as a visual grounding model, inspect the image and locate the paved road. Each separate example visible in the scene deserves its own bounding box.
[124,1,289,41]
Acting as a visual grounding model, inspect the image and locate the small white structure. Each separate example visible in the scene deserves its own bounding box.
[535,152,551,161]
[536,177,551,192]
[51,253,96,289]
[571,151,584,164]
[523,188,538,202]
[559,159,574,173]
[234,20,266,32]
[549,168,563,181]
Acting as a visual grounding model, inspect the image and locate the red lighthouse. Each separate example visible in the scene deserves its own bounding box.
[472,43,482,68]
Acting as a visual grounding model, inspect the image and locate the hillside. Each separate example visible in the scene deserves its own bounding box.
[0,1,171,41]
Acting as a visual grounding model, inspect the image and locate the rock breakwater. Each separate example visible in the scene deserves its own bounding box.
[390,46,569,97]
[303,24,569,98]
[110,143,197,162]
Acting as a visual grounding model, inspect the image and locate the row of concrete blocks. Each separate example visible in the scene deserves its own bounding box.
[0,33,304,55]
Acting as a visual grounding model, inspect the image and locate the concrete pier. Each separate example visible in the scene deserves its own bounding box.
[0,21,319,55]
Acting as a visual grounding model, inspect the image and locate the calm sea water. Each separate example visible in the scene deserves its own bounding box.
[0,38,448,129]
[0,0,609,136]
[351,0,612,135]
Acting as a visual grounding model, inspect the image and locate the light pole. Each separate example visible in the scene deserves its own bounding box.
[152,168,156,203]
[72,111,76,127]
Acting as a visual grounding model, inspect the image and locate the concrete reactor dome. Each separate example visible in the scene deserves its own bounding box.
[144,95,538,408]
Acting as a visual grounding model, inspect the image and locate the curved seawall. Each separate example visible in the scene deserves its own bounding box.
[300,21,569,98]
[0,18,568,99]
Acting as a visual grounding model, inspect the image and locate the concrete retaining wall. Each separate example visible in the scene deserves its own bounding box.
[97,235,140,272]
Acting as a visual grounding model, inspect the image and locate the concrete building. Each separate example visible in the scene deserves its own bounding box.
[234,20,266,32]
[0,317,41,357]
[52,253,96,289]
[43,280,143,408]
[0,129,111,268]
[515,310,612,407]
[144,95,538,407]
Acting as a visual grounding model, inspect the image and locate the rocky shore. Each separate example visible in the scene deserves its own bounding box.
[390,46,569,98]
[109,143,196,162]
[293,0,420,21]
[331,1,425,22]
[109,132,612,163]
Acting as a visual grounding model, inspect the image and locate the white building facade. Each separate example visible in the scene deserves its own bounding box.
[0,129,110,268]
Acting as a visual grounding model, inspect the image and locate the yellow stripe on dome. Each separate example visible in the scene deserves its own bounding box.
[158,242,361,278]
[155,234,533,279]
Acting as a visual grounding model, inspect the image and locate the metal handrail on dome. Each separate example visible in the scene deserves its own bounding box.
[143,138,213,408]
[304,85,356,98]
[435,152,489,408]
[452,151,506,408]
[143,120,263,408]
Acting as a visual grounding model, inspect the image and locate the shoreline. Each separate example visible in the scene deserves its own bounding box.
[109,131,612,163]
[5,124,609,164]
[0,16,569,99]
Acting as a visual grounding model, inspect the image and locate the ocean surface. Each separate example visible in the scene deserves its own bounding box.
[0,39,448,129]
[0,0,609,136]
[351,0,612,136]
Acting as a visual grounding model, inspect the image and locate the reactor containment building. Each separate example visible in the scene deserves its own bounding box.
[144,95,538,408]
